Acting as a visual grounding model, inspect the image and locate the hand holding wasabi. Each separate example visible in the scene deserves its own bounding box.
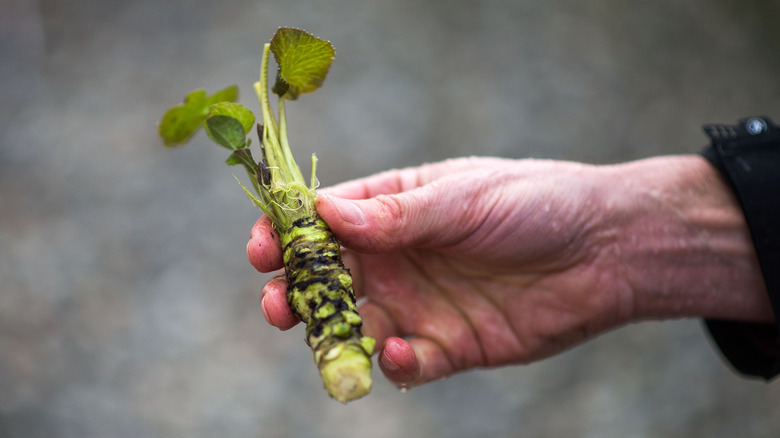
[250,156,773,387]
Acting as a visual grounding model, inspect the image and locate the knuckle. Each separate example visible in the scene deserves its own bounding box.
[374,194,407,223]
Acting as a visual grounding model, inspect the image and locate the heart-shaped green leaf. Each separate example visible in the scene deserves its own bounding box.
[208,102,255,135]
[270,28,335,100]
[204,115,247,150]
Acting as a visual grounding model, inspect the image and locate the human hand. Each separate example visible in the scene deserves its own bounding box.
[247,156,771,388]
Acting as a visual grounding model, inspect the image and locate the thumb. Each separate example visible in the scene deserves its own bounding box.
[316,190,461,253]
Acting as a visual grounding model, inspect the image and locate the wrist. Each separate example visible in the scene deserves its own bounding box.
[601,155,772,323]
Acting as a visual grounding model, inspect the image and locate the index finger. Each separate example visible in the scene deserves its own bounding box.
[318,157,513,200]
[318,167,422,200]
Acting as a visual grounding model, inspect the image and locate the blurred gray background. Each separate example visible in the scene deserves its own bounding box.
[2,0,780,437]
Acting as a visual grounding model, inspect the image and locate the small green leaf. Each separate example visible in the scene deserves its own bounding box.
[270,28,335,100]
[204,115,247,150]
[225,152,243,166]
[158,89,208,146]
[185,88,208,105]
[207,85,239,105]
[225,147,257,174]
[208,102,255,135]
[157,86,240,147]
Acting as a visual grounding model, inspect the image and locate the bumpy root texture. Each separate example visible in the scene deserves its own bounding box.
[280,216,375,403]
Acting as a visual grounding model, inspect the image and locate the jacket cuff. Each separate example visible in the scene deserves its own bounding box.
[700,116,780,381]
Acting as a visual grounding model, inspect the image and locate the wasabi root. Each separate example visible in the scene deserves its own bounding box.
[158,28,374,403]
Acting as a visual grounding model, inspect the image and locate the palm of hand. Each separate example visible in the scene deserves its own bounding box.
[353,239,617,385]
[345,163,624,384]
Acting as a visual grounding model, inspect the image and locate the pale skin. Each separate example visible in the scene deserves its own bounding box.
[247,155,774,387]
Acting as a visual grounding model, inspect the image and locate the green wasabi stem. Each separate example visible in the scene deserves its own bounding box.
[157,28,374,403]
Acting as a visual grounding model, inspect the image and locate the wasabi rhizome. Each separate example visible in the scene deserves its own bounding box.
[158,28,374,403]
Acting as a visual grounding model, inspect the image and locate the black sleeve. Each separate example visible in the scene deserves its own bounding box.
[700,116,780,381]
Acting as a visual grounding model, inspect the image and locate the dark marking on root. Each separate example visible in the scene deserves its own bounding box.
[281,215,372,363]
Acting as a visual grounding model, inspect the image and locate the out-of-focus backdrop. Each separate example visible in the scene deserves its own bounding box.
[2,0,779,437]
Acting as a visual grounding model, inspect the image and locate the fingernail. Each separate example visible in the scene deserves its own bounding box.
[329,196,365,225]
[380,352,400,372]
[260,296,272,324]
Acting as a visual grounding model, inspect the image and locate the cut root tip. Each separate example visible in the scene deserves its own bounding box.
[319,347,373,403]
